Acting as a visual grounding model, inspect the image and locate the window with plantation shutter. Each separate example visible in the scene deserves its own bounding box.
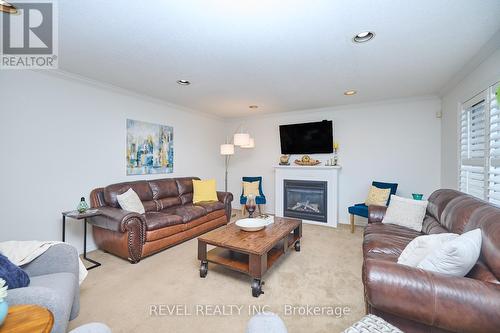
[460,97,487,199]
[488,83,500,204]
[459,81,500,203]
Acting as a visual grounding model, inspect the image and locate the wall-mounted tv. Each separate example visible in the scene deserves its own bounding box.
[279,120,333,154]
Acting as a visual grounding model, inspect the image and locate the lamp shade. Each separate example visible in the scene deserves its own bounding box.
[241,137,255,148]
[220,143,235,155]
[234,133,250,146]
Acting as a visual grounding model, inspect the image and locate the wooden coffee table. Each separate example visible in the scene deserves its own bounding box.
[198,216,302,297]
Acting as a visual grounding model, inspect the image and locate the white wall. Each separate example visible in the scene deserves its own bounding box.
[0,70,226,252]
[225,97,442,225]
[441,48,500,188]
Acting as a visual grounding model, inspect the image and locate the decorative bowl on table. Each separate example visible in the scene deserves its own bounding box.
[236,217,274,232]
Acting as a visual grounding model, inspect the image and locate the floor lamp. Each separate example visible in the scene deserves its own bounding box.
[220,127,255,192]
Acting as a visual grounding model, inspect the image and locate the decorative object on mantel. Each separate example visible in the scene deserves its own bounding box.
[294,155,321,166]
[219,125,256,192]
[326,141,339,166]
[126,119,174,175]
[77,197,89,214]
[279,155,290,165]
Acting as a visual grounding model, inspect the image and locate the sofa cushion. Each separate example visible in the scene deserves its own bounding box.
[397,233,458,267]
[195,201,225,213]
[364,222,423,239]
[0,253,30,289]
[418,228,482,277]
[116,188,145,214]
[149,179,179,199]
[104,181,153,208]
[164,204,206,223]
[363,234,414,261]
[382,195,428,232]
[144,212,184,231]
[421,216,447,235]
[176,177,199,204]
[364,223,421,261]
[156,197,182,210]
[465,205,500,279]
[425,189,463,222]
[440,196,485,234]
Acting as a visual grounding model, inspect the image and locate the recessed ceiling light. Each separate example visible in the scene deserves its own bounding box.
[176,79,191,86]
[0,0,17,14]
[344,90,357,96]
[249,105,259,109]
[353,31,375,43]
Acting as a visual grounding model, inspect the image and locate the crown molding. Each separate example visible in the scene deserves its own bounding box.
[31,69,224,122]
[226,95,441,122]
[439,29,500,96]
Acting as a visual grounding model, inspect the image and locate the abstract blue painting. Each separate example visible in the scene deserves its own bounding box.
[126,119,174,175]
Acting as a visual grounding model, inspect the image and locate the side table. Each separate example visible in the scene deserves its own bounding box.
[62,210,102,270]
[0,305,54,333]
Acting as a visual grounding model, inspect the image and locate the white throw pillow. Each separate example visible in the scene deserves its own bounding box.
[116,188,145,214]
[398,233,459,267]
[417,228,482,277]
[382,195,428,232]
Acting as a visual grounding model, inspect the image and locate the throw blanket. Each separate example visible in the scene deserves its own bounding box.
[0,241,88,284]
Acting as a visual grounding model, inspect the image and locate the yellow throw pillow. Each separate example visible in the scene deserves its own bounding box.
[193,179,218,203]
[365,186,391,206]
[243,181,260,197]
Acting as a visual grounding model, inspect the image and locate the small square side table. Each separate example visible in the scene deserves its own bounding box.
[62,210,102,270]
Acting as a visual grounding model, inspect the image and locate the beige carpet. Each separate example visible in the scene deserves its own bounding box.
[69,215,365,333]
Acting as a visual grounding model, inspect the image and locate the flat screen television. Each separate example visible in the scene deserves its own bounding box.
[279,120,333,154]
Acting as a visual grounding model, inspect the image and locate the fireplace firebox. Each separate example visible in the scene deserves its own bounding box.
[283,180,328,223]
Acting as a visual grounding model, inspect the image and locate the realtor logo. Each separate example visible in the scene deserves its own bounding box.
[1,1,58,69]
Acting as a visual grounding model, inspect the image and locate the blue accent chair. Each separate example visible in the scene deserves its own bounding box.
[348,181,398,233]
[241,176,266,215]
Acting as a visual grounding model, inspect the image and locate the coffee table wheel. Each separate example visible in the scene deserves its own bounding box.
[294,240,301,252]
[251,279,264,297]
[200,260,208,278]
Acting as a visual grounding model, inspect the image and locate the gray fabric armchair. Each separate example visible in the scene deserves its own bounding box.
[6,243,80,333]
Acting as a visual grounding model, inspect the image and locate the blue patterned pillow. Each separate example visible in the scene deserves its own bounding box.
[0,253,30,289]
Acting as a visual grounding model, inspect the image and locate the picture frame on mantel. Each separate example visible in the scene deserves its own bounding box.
[126,119,174,175]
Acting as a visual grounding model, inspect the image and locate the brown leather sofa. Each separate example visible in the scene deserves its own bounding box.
[363,189,500,333]
[88,177,233,263]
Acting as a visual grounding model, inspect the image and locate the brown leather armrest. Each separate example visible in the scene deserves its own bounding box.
[88,206,146,233]
[217,191,234,204]
[217,191,234,222]
[368,205,387,223]
[364,259,500,333]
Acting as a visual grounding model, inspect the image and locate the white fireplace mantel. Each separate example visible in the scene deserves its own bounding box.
[274,165,341,227]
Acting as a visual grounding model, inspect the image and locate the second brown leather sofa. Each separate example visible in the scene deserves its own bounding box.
[362,189,500,333]
[88,177,233,263]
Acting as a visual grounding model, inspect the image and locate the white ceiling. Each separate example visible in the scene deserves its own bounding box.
[58,0,500,117]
